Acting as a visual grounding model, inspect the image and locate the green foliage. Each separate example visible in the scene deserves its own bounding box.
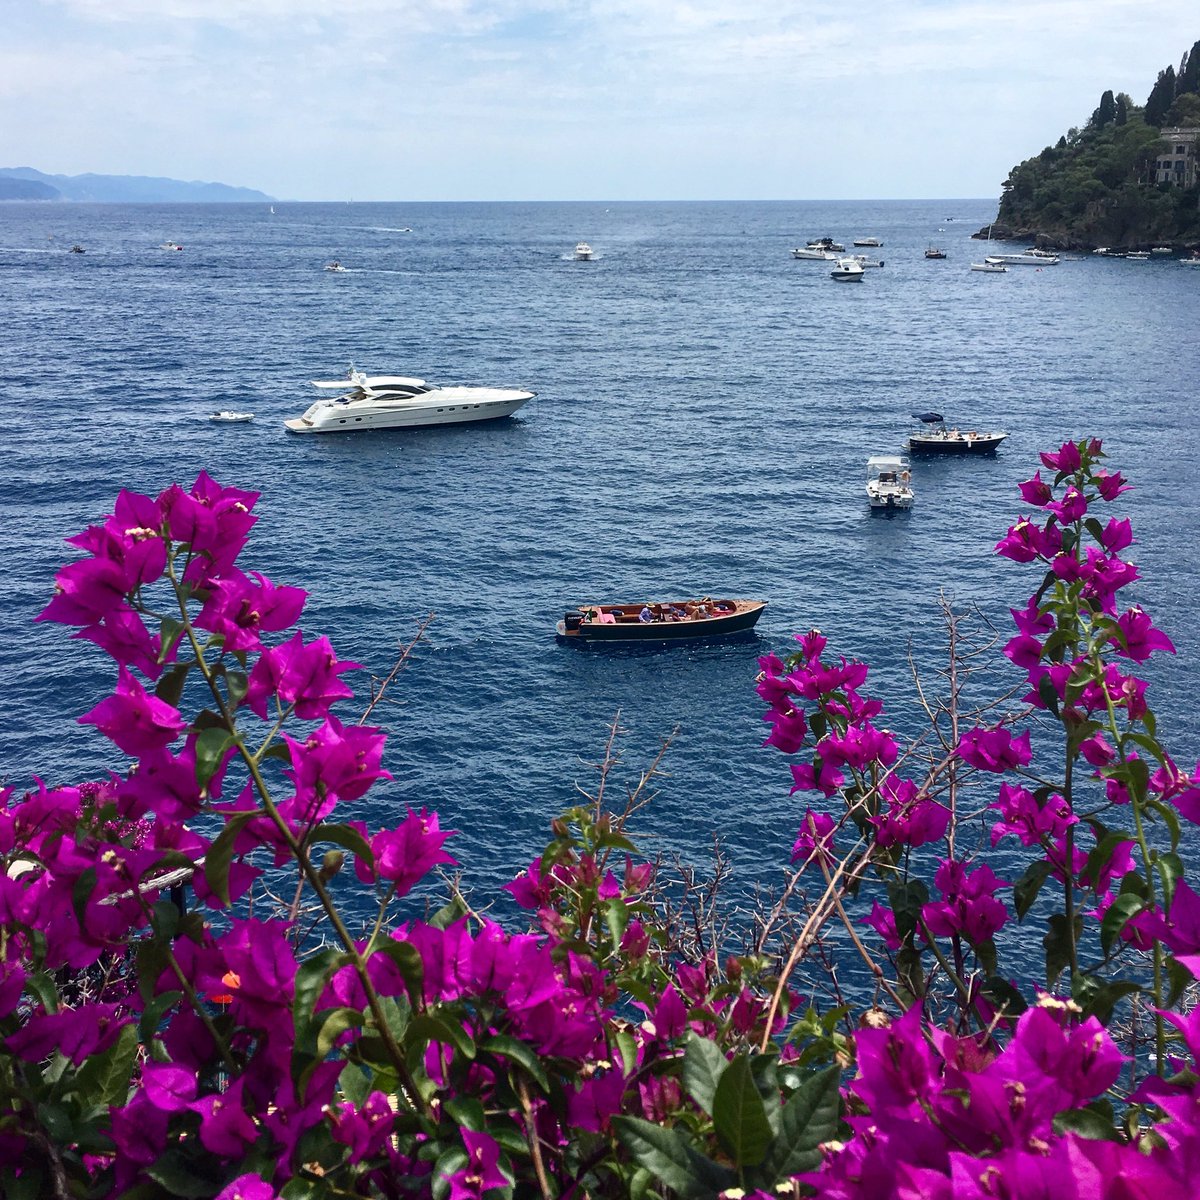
[995,39,1200,245]
[615,1040,841,1197]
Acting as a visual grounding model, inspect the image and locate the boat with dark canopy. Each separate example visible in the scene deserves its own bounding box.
[907,413,1008,455]
[556,598,766,643]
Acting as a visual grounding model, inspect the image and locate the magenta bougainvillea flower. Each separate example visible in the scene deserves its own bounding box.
[957,726,1033,773]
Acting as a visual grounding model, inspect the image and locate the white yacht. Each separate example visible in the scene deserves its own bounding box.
[970,261,1008,273]
[792,246,836,260]
[866,456,914,510]
[284,370,535,435]
[985,251,1059,266]
[573,242,594,261]
[830,257,865,281]
[852,236,882,247]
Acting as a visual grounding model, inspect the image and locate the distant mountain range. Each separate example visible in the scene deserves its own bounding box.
[0,167,273,204]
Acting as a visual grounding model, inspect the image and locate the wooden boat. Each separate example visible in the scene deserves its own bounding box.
[556,598,766,643]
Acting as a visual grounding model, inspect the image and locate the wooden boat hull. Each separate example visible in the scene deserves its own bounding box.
[907,432,1007,456]
[556,599,766,643]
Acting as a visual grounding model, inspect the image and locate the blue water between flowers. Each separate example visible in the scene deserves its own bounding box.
[0,199,1197,956]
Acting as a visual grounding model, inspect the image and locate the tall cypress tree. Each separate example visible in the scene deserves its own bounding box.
[1096,89,1116,128]
[1145,66,1177,126]
[1178,39,1200,97]
[1114,94,1129,126]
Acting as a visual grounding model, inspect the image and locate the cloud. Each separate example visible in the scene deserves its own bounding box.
[7,0,1198,197]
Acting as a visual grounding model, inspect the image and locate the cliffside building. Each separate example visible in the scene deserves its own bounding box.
[1154,128,1199,187]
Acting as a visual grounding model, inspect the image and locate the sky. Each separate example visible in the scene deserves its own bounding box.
[2,0,1197,201]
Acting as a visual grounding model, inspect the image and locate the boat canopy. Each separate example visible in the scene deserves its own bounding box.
[867,456,910,471]
[912,412,944,423]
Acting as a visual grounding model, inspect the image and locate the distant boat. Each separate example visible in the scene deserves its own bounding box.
[792,246,836,260]
[853,236,883,247]
[830,257,865,281]
[970,261,1007,273]
[573,242,594,261]
[1180,257,1200,268]
[69,244,85,254]
[211,410,254,423]
[986,249,1059,266]
[924,247,947,259]
[159,241,183,251]
[851,254,884,268]
[1151,246,1173,255]
[325,261,347,272]
[269,206,275,215]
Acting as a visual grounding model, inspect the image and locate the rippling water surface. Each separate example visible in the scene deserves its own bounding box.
[1,199,1197,902]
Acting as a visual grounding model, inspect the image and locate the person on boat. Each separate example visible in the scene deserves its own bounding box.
[639,606,655,623]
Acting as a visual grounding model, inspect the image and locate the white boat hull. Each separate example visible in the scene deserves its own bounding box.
[285,386,534,434]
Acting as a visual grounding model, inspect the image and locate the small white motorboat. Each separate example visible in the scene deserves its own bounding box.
[830,257,865,282]
[211,411,255,423]
[851,254,884,268]
[1151,246,1173,255]
[866,456,914,510]
[970,261,1007,273]
[1180,258,1200,268]
[325,261,347,272]
[852,236,883,247]
[159,241,183,251]
[792,246,837,260]
[573,242,594,261]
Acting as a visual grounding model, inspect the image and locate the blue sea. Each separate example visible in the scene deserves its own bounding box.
[1,199,1197,912]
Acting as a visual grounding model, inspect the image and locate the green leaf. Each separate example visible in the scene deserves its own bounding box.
[1100,893,1148,956]
[72,867,97,929]
[203,811,259,906]
[1071,974,1142,1024]
[887,879,929,941]
[1037,672,1061,717]
[1044,913,1082,988]
[682,1033,729,1117]
[614,1026,638,1075]
[158,617,186,664]
[979,977,1028,1018]
[479,1033,548,1092]
[409,1013,477,1064]
[1013,860,1054,920]
[443,1096,487,1132]
[1053,1106,1120,1140]
[366,938,424,1007]
[311,821,375,871]
[428,896,469,930]
[314,1006,363,1061]
[292,947,351,1027]
[756,1065,841,1185]
[1154,851,1185,910]
[612,1115,736,1199]
[72,1021,139,1107]
[155,661,191,707]
[431,1147,469,1200]
[146,1147,225,1197]
[712,1052,773,1168]
[194,726,235,786]
[225,669,249,708]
